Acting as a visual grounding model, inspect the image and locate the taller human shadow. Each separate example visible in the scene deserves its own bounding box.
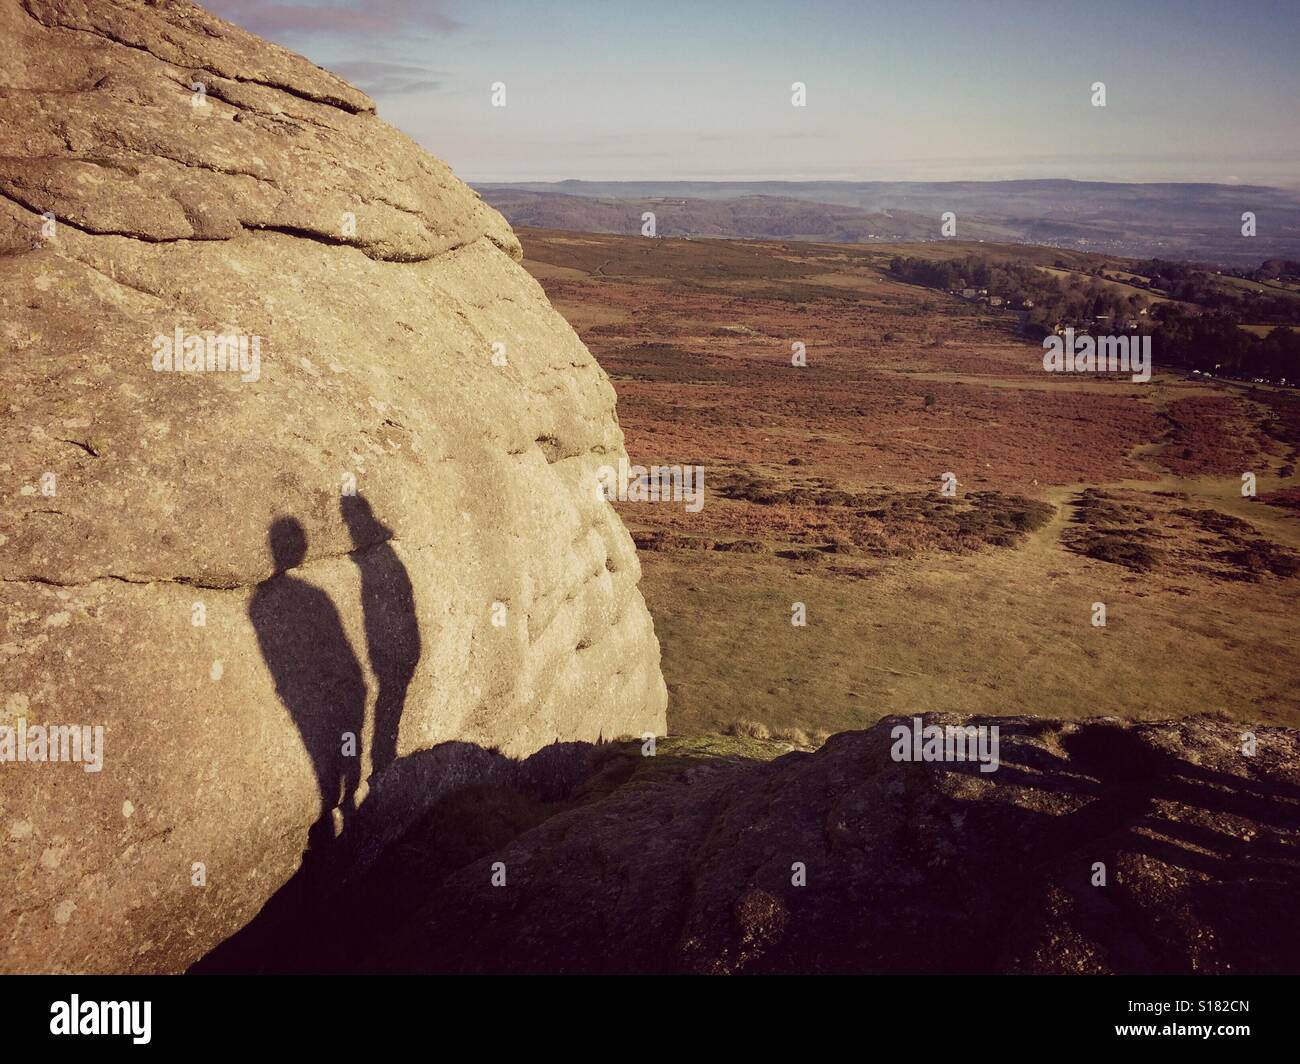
[341,493,421,776]
[249,517,367,851]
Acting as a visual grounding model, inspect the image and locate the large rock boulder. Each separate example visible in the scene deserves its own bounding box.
[0,0,666,973]
[375,716,1300,974]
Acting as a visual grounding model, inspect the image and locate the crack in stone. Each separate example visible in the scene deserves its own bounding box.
[19,0,373,115]
[0,185,502,264]
[1,534,432,592]
[55,438,100,457]
[0,185,195,243]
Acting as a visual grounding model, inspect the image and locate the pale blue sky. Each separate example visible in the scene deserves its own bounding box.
[209,0,1300,186]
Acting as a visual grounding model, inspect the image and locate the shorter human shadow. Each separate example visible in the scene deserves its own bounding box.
[248,518,367,854]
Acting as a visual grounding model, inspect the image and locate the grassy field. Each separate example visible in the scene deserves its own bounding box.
[641,476,1300,736]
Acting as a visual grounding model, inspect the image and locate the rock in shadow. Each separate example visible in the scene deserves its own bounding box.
[371,717,1300,975]
[191,738,613,974]
[989,723,1300,873]
[195,713,1300,975]
[952,722,1300,972]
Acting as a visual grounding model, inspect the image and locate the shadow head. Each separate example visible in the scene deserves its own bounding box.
[340,492,390,545]
[268,517,308,571]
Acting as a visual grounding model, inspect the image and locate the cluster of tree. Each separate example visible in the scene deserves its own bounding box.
[1129,258,1199,287]
[888,254,1058,299]
[1130,258,1300,324]
[888,253,1299,384]
[888,254,1144,338]
[1228,259,1300,284]
[1152,305,1299,383]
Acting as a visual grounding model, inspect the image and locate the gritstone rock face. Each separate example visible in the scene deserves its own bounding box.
[0,0,666,974]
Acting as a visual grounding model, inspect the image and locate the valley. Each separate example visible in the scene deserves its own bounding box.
[515,228,1300,736]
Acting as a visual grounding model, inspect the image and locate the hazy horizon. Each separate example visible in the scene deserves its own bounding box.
[474,176,1300,190]
[205,0,1300,188]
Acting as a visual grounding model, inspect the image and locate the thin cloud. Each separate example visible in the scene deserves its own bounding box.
[327,61,442,96]
[206,0,462,38]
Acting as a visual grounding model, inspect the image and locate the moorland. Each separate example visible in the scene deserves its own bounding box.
[518,228,1300,737]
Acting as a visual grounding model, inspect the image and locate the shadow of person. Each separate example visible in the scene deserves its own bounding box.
[249,517,367,854]
[936,722,1300,971]
[341,494,421,777]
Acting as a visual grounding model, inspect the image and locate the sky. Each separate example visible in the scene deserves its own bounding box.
[206,0,1300,187]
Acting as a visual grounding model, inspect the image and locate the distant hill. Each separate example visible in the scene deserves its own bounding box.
[475,189,1011,244]
[476,179,1300,264]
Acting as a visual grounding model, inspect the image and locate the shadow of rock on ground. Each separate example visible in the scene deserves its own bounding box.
[191,738,626,974]
[384,715,1300,974]
[195,715,1300,975]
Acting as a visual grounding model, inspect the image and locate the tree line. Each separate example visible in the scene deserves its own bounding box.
[888,253,1299,384]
